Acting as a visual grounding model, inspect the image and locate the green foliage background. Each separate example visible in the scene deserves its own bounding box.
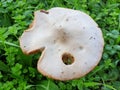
[0,0,120,90]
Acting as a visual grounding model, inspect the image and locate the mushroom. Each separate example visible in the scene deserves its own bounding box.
[19,7,104,81]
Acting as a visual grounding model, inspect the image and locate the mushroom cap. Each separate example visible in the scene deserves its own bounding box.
[19,7,104,81]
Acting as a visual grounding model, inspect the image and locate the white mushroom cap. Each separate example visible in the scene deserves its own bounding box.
[19,7,104,81]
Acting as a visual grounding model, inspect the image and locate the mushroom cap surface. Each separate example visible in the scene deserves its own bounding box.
[19,7,104,81]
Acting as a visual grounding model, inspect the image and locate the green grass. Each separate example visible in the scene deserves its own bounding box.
[0,0,120,90]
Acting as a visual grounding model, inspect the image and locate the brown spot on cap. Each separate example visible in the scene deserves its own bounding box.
[40,10,49,14]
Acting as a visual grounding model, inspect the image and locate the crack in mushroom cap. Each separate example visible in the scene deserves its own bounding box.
[19,7,104,81]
